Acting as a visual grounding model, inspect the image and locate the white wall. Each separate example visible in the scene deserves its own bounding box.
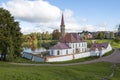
[47,55,73,62]
[49,42,88,56]
[47,43,112,62]
[90,43,112,57]
[22,43,112,62]
[101,44,112,56]
[50,49,73,56]
[47,52,91,62]
[74,52,90,59]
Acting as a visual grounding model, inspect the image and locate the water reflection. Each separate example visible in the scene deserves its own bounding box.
[23,42,47,54]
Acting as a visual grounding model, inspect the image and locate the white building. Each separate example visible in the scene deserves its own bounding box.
[50,33,87,56]
[49,14,87,56]
[90,42,112,57]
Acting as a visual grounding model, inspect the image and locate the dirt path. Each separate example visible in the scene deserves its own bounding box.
[10,49,120,66]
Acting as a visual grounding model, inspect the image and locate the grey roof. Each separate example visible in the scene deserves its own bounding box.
[50,42,70,49]
[90,42,109,50]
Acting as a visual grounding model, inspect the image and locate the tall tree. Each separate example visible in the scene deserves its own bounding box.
[110,32,114,39]
[52,29,60,40]
[0,8,22,61]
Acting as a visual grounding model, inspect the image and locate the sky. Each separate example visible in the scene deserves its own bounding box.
[0,0,120,34]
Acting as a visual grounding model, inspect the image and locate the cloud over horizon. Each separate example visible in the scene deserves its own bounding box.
[0,0,108,34]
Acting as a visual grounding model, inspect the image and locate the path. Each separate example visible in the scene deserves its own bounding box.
[10,49,120,66]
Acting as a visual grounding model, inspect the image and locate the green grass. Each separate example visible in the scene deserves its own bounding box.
[86,39,120,48]
[10,56,99,64]
[103,49,114,56]
[110,64,120,80]
[0,62,118,80]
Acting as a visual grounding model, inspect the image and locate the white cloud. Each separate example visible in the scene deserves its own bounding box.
[2,0,61,22]
[1,0,108,34]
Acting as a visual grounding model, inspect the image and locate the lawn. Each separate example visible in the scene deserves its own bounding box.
[1,62,120,80]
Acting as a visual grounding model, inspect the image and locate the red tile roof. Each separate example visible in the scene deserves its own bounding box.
[60,33,84,43]
[50,42,70,49]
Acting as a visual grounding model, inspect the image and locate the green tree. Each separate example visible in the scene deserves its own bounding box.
[115,36,120,43]
[110,32,114,39]
[0,8,22,61]
[52,29,60,40]
[99,32,103,39]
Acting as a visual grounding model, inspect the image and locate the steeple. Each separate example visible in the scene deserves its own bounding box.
[60,13,65,38]
[61,13,65,27]
[118,24,120,32]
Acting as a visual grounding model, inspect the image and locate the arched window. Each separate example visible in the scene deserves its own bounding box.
[51,50,53,55]
[57,50,60,55]
[66,50,68,54]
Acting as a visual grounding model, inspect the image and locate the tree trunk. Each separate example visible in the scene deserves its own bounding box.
[3,53,6,61]
[0,53,4,61]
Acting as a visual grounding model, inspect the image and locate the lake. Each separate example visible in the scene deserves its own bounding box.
[23,47,47,54]
[22,42,48,54]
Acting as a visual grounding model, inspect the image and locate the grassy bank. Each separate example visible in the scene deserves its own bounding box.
[103,49,114,56]
[0,62,118,80]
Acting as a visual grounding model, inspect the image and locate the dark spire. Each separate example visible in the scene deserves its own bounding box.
[61,13,65,27]
[60,13,65,38]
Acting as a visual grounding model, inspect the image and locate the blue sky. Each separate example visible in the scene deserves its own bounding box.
[0,0,120,34]
[48,0,120,28]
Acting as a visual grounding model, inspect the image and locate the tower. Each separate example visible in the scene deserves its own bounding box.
[118,24,120,32]
[60,13,65,38]
[118,24,120,36]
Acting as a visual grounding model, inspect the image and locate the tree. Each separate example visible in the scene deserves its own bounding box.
[99,32,103,39]
[52,29,60,40]
[0,8,22,61]
[110,32,115,39]
[115,36,120,43]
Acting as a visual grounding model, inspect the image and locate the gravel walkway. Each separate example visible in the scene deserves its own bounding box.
[10,49,120,66]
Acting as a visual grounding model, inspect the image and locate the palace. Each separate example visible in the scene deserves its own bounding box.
[22,14,112,62]
[49,14,88,56]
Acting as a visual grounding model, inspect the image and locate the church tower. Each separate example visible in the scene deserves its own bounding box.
[60,13,65,38]
[118,24,120,32]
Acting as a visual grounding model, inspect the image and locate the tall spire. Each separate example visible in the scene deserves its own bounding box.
[61,13,65,27]
[60,13,65,38]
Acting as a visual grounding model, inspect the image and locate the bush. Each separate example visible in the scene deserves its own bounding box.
[115,37,120,43]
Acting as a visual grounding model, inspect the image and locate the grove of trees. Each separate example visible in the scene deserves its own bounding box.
[94,31,115,39]
[0,8,22,61]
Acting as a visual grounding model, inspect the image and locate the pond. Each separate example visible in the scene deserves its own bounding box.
[22,42,50,62]
[23,47,47,54]
[22,42,49,54]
